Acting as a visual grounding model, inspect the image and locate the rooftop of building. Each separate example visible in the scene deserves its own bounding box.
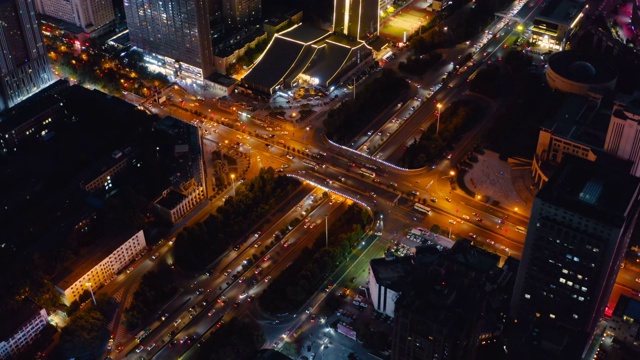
[52,229,143,291]
[279,24,330,44]
[214,27,266,58]
[394,242,502,341]
[0,300,45,341]
[0,79,70,133]
[155,189,187,210]
[537,155,640,227]
[76,147,134,187]
[369,255,415,293]
[613,294,640,320]
[206,72,238,87]
[541,93,610,149]
[547,51,617,85]
[536,0,586,25]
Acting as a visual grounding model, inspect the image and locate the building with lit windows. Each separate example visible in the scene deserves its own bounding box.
[0,0,55,112]
[222,0,261,26]
[511,155,640,358]
[531,92,613,189]
[605,294,640,354]
[77,148,134,194]
[154,178,205,223]
[604,93,640,178]
[123,0,215,80]
[34,0,115,37]
[0,302,48,359]
[530,0,587,50]
[53,230,147,305]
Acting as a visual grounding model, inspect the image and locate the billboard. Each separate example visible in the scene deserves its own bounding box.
[337,322,356,341]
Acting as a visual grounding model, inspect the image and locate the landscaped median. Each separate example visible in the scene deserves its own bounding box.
[258,204,371,315]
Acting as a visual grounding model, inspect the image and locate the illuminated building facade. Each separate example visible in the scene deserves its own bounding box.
[0,303,48,359]
[530,0,586,50]
[222,0,261,26]
[123,0,214,80]
[604,94,640,177]
[512,156,640,353]
[34,0,115,36]
[0,0,54,112]
[333,0,379,41]
[53,230,147,305]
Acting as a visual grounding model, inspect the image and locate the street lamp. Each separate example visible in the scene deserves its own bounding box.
[231,174,236,197]
[85,282,97,306]
[436,103,443,135]
[449,170,456,177]
[325,214,329,248]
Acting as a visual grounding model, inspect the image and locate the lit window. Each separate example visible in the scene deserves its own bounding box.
[573,257,580,262]
[550,314,556,319]
[567,281,573,286]
[573,314,578,319]
[525,294,531,299]
[579,296,584,301]
[581,287,587,292]
[559,278,566,283]
[562,269,568,274]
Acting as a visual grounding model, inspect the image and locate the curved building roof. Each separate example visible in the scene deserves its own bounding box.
[242,24,330,94]
[547,51,617,85]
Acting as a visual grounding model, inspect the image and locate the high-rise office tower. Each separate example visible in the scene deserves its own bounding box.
[221,0,261,26]
[0,0,54,112]
[333,0,379,41]
[123,0,214,79]
[604,94,640,177]
[34,0,115,36]
[511,156,640,354]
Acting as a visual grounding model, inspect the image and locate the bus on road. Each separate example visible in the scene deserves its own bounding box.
[360,168,376,178]
[414,203,432,214]
[136,328,151,342]
[303,159,319,169]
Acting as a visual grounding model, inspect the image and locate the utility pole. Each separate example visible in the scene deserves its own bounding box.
[436,103,442,135]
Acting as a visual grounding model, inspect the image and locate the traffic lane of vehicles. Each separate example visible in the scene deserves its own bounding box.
[156,202,350,359]
[127,188,321,358]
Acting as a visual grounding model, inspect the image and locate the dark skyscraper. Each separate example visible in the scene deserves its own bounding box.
[123,0,214,79]
[511,156,640,356]
[0,0,54,112]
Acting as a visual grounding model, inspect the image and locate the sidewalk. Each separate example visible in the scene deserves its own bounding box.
[462,150,535,214]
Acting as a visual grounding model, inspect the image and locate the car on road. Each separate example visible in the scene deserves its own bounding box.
[152,252,159,260]
[255,267,263,274]
[223,269,232,276]
[448,220,456,225]
[136,345,144,353]
[411,190,419,196]
[468,233,477,239]
[462,215,470,220]
[233,244,241,251]
[265,276,272,282]
[254,232,262,238]
[370,192,376,197]
[430,197,437,203]
[445,197,452,202]
[263,255,270,262]
[254,242,261,248]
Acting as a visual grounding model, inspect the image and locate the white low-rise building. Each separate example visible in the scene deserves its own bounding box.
[0,302,48,359]
[53,230,147,305]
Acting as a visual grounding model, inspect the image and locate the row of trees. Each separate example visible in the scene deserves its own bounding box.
[173,168,301,272]
[324,68,410,144]
[124,263,179,330]
[398,51,444,75]
[399,100,482,168]
[50,295,116,359]
[259,204,370,314]
[193,317,265,359]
